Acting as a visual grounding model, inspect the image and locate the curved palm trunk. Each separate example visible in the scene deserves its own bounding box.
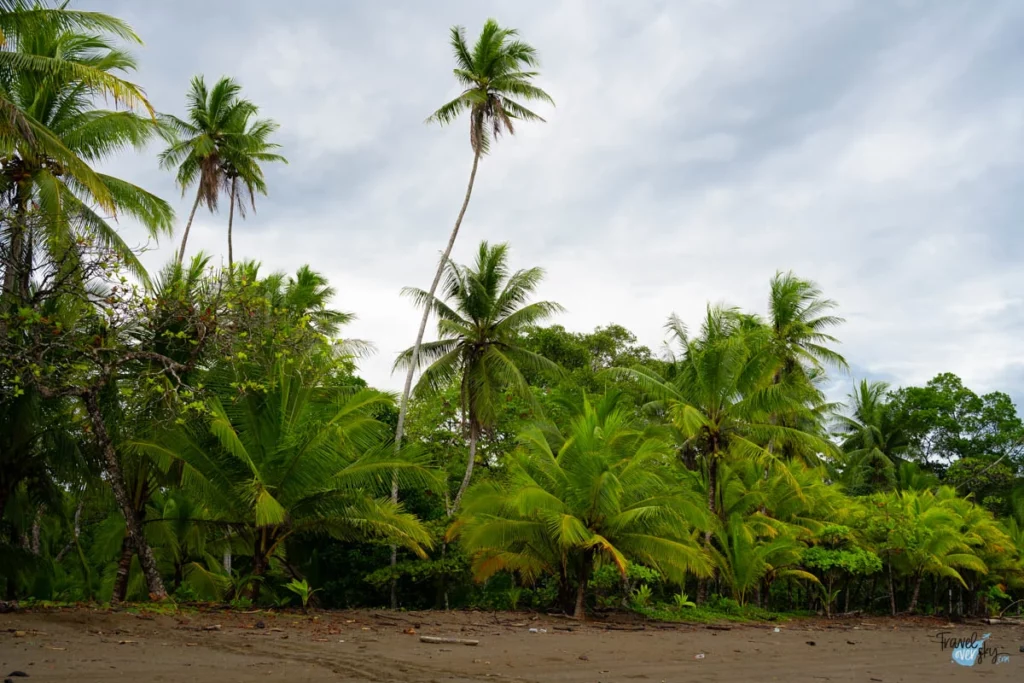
[389,147,482,606]
[227,177,237,269]
[83,392,167,600]
[176,187,203,266]
[450,419,480,516]
[393,148,482,451]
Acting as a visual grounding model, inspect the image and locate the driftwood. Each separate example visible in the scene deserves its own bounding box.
[983,617,1024,625]
[601,624,645,632]
[420,635,479,646]
[705,625,732,631]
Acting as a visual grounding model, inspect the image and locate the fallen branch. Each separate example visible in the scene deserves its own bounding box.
[706,625,732,631]
[420,635,479,646]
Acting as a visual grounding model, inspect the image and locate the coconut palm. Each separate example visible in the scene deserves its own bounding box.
[614,306,833,526]
[452,394,711,618]
[159,76,255,264]
[395,241,563,514]
[133,360,438,600]
[766,272,847,379]
[711,513,817,606]
[0,12,172,298]
[0,2,152,183]
[221,109,285,268]
[834,380,911,494]
[393,18,554,452]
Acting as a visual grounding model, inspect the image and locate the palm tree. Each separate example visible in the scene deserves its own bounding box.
[133,360,437,600]
[395,241,562,514]
[766,272,847,380]
[393,18,554,453]
[0,2,152,183]
[159,76,255,264]
[834,380,911,494]
[221,109,285,268]
[615,306,832,527]
[0,11,172,298]
[452,394,711,618]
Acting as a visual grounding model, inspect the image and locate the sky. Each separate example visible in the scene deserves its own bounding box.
[90,0,1024,405]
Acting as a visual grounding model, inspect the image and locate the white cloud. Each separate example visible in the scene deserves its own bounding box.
[91,0,1024,404]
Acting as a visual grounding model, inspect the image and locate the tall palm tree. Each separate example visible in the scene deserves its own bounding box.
[0,11,172,298]
[453,394,711,618]
[395,241,562,514]
[393,18,554,453]
[221,109,285,268]
[159,76,255,264]
[834,380,911,494]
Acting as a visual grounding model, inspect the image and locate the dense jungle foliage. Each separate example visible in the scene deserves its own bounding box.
[2,2,1023,621]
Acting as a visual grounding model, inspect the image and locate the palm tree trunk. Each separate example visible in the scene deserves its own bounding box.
[574,551,593,620]
[227,178,236,269]
[176,187,203,266]
[394,148,482,452]
[111,537,133,604]
[2,189,29,302]
[450,419,480,515]
[82,391,167,600]
[887,558,896,616]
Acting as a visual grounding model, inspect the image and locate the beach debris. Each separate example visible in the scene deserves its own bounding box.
[255,620,265,629]
[806,641,816,646]
[773,627,781,633]
[694,653,705,660]
[528,627,547,633]
[404,628,417,635]
[7,672,28,677]
[13,631,26,638]
[847,640,856,645]
[203,624,221,631]
[706,625,732,631]
[117,640,136,645]
[578,654,589,661]
[420,635,479,646]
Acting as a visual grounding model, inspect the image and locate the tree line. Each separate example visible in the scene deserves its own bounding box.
[1,2,1022,620]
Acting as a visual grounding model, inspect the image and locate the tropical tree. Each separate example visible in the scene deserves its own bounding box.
[452,394,711,618]
[395,241,562,514]
[159,76,254,264]
[393,18,554,452]
[134,360,438,600]
[0,9,172,298]
[834,380,911,494]
[220,108,285,268]
[614,306,832,527]
[766,272,847,380]
[0,1,152,192]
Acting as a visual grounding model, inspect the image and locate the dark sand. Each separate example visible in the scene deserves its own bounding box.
[2,608,1022,681]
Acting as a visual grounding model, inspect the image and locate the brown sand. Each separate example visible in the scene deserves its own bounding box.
[1,608,1022,682]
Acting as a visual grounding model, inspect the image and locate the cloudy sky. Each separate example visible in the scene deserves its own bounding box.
[91,0,1024,404]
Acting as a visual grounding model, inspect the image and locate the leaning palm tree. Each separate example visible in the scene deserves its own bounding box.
[0,11,172,299]
[395,241,562,514]
[220,109,285,268]
[159,76,255,264]
[452,394,711,618]
[393,19,554,452]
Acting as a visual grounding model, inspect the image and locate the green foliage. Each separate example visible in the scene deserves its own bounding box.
[284,578,319,610]
[672,591,696,609]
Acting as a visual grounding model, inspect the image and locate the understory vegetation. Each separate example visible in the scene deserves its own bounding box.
[2,2,1023,622]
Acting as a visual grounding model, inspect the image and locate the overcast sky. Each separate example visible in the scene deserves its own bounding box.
[90,0,1024,405]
